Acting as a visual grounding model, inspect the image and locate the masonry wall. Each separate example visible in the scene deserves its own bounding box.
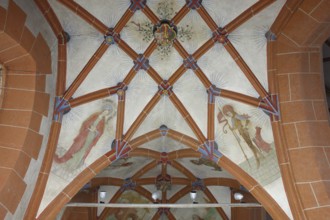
[271,0,330,219]
[0,0,52,218]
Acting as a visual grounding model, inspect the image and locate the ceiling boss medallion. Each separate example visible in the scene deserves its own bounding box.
[128,0,193,59]
[153,20,177,48]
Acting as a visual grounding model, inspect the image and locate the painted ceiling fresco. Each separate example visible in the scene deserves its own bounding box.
[40,0,292,219]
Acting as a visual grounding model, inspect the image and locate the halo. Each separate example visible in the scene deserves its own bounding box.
[102,99,116,117]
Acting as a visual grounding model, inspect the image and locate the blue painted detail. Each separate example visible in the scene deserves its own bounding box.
[274,94,280,121]
[130,0,147,11]
[198,147,208,157]
[53,97,71,122]
[201,141,223,162]
[213,148,223,158]
[199,143,222,166]
[265,30,277,41]
[186,0,203,9]
[192,178,206,191]
[264,96,279,115]
[115,140,120,157]
[52,112,63,122]
[111,139,117,151]
[122,85,128,91]
[211,156,220,164]
[208,93,215,104]
[133,54,150,71]
[209,85,221,96]
[204,141,211,153]
[240,185,249,192]
[260,95,279,120]
[261,108,272,117]
[62,31,70,43]
[273,95,280,116]
[104,28,120,44]
[183,55,198,70]
[104,35,115,45]
[117,141,128,158]
[82,182,91,189]
[55,96,71,113]
[121,178,137,191]
[158,81,173,96]
[159,125,169,136]
[207,85,221,104]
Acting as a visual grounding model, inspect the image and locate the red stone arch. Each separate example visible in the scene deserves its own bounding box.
[0,0,51,218]
[35,128,289,220]
[269,0,330,219]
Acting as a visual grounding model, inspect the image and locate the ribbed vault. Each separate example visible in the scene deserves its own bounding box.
[25,0,292,219]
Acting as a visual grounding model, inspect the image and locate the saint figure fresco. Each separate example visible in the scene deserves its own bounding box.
[54,99,116,172]
[218,105,271,168]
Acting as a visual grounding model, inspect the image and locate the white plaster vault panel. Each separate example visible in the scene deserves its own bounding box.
[74,0,130,28]
[124,71,158,133]
[66,35,103,92]
[177,9,211,54]
[203,0,257,27]
[74,44,132,97]
[138,136,189,153]
[229,0,286,90]
[139,161,187,179]
[147,0,186,18]
[48,0,104,91]
[122,11,153,54]
[149,47,183,80]
[198,43,259,97]
[264,178,293,219]
[173,69,208,137]
[131,95,198,140]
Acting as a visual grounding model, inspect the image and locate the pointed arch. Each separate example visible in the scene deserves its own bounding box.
[36,128,288,219]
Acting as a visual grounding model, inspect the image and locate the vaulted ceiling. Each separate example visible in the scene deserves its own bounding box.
[37,0,291,219]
